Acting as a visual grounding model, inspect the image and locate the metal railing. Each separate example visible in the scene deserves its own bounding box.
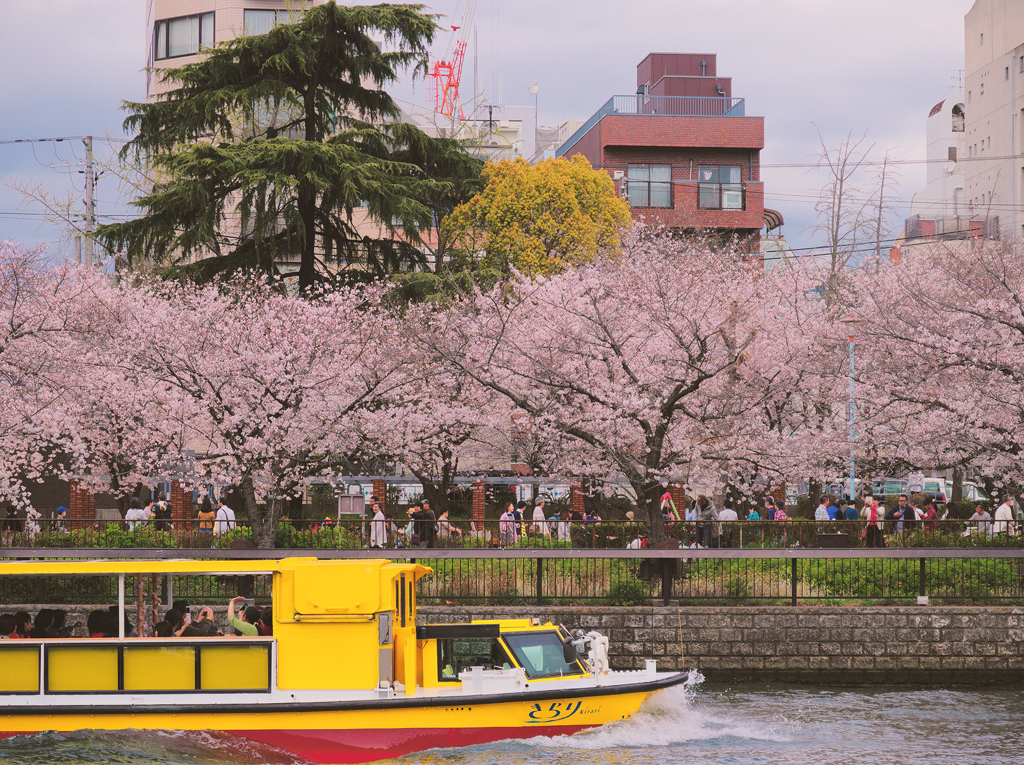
[2,518,1021,551]
[556,94,746,158]
[2,547,1022,607]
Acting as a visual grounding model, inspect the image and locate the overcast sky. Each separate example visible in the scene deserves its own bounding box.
[0,0,974,259]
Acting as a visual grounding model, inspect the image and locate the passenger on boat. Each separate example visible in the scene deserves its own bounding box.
[0,612,15,638]
[173,600,217,636]
[256,607,273,636]
[87,610,114,638]
[29,609,53,638]
[227,596,260,636]
[11,611,31,638]
[166,608,205,638]
[153,620,173,637]
[104,606,136,637]
[50,610,76,638]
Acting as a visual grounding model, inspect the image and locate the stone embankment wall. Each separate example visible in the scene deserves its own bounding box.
[418,605,1024,686]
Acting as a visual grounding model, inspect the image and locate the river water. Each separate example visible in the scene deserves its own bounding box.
[1,679,1021,764]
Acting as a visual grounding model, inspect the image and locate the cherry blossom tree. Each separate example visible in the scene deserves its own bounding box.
[411,233,833,541]
[850,240,1024,494]
[107,278,410,547]
[355,363,502,512]
[0,242,120,508]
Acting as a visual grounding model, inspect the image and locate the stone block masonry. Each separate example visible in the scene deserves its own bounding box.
[418,605,1024,686]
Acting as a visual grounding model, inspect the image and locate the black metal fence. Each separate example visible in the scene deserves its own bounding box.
[3,518,1022,551]
[2,548,1022,607]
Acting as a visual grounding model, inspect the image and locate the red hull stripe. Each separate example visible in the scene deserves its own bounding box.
[225,725,594,763]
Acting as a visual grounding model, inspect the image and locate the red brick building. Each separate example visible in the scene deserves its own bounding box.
[557,53,765,247]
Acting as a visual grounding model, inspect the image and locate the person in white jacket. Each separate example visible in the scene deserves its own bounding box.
[532,499,548,535]
[993,499,1016,535]
[369,503,388,548]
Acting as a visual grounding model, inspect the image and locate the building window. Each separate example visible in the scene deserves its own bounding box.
[952,104,965,132]
[981,82,985,95]
[244,9,301,36]
[1007,66,1010,80]
[981,33,984,45]
[698,165,743,210]
[949,147,957,161]
[626,164,672,208]
[154,12,214,60]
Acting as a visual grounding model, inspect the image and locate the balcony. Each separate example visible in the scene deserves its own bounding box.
[557,95,746,158]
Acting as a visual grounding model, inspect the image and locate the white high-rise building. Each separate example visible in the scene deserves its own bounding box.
[963,0,1024,240]
[909,96,966,220]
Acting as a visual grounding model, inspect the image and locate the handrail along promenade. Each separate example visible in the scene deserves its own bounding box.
[2,541,1022,608]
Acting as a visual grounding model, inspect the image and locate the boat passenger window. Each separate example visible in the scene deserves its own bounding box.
[436,638,513,682]
[502,631,583,679]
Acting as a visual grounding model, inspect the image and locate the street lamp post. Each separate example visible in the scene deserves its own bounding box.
[847,332,855,502]
[841,318,860,502]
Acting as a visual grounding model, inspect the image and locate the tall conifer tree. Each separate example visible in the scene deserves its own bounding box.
[100,2,480,287]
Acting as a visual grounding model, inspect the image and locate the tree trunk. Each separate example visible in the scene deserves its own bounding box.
[240,475,280,549]
[951,467,963,502]
[635,480,666,545]
[298,184,317,292]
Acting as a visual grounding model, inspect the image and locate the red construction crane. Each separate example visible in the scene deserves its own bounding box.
[428,0,477,118]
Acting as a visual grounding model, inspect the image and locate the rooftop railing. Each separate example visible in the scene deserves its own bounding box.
[556,94,746,158]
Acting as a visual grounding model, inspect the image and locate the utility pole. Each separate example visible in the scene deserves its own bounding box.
[83,135,95,266]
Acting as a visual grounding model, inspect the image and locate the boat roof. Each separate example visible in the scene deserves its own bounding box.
[0,557,425,577]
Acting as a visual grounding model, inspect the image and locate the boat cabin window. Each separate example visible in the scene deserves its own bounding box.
[502,631,583,679]
[436,637,513,682]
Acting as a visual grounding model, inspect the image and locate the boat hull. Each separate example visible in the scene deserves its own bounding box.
[0,688,657,763]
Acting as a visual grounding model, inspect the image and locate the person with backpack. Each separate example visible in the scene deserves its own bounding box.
[214,498,236,536]
[154,491,172,531]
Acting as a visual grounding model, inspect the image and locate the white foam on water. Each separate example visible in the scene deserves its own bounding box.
[520,673,792,752]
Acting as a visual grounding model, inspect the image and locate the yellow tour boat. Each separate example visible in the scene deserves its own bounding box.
[0,557,690,763]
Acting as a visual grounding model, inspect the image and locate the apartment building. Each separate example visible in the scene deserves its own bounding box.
[147,1,320,98]
[963,0,1024,240]
[556,53,767,248]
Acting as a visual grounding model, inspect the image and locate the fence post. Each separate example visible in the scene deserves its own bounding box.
[919,557,926,598]
[535,557,543,605]
[791,558,798,606]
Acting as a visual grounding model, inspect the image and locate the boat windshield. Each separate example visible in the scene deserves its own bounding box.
[502,631,583,679]
[436,637,513,682]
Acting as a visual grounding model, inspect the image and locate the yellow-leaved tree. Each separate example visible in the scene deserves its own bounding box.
[442,155,632,276]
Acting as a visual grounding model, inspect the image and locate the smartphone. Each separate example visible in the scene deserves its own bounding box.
[239,598,255,610]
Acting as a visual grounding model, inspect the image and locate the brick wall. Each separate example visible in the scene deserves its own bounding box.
[418,605,1024,686]
[601,115,764,151]
[472,480,485,525]
[372,479,386,512]
[171,480,191,524]
[68,480,95,530]
[570,482,585,516]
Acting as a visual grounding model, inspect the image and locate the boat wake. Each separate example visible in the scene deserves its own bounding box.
[519,671,793,752]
